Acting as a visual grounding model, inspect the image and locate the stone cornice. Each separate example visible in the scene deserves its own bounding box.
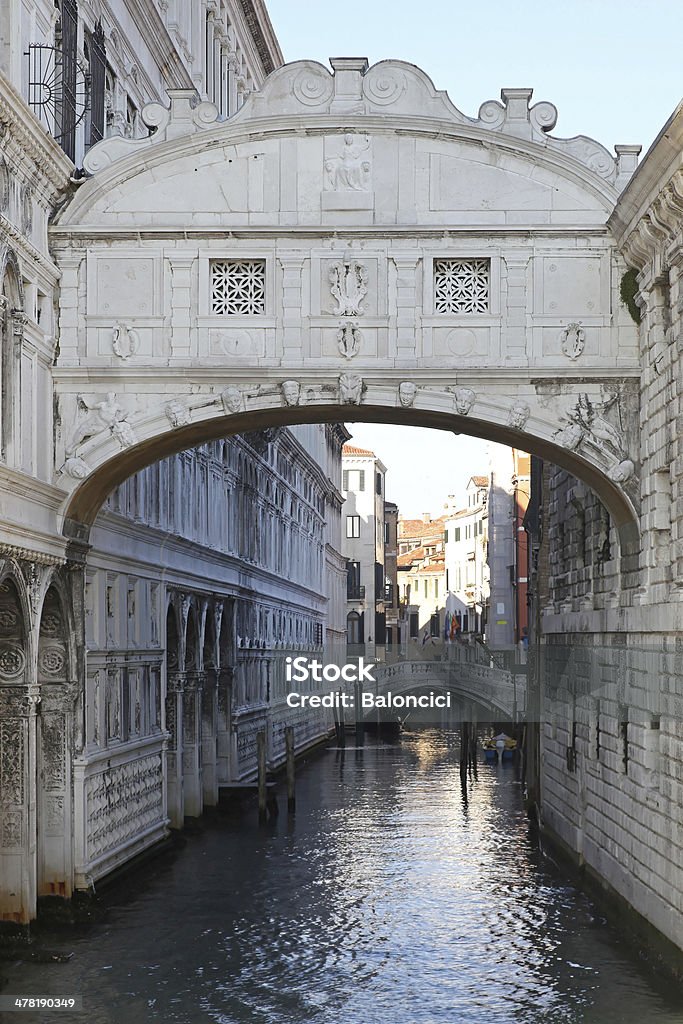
[0,213,61,279]
[609,100,683,271]
[123,0,195,91]
[0,69,73,198]
[234,0,284,77]
[0,543,64,567]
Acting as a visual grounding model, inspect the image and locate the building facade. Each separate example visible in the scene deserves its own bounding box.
[341,444,386,650]
[383,501,399,647]
[398,515,447,640]
[444,478,489,637]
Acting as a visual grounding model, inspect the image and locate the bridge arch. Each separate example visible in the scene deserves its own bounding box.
[49,57,642,565]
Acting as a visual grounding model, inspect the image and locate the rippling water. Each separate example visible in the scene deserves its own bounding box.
[3,730,683,1023]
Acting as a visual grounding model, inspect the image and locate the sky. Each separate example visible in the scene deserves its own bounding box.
[266,0,683,517]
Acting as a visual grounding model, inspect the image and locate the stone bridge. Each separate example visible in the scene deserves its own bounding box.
[48,56,642,560]
[374,653,526,720]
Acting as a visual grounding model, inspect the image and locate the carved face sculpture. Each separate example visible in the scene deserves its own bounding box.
[398,382,417,408]
[453,387,475,416]
[508,402,530,430]
[221,386,243,414]
[281,380,300,407]
[339,373,363,405]
[166,400,190,428]
[607,458,635,484]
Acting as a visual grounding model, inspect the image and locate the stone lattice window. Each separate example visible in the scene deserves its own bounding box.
[434,258,489,313]
[211,260,266,314]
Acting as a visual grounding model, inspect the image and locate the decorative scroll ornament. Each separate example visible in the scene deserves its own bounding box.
[337,322,361,359]
[280,380,301,407]
[329,261,368,315]
[112,322,140,360]
[560,322,585,360]
[324,134,371,191]
[452,387,476,416]
[398,381,417,408]
[67,393,136,454]
[338,373,364,405]
[508,402,530,430]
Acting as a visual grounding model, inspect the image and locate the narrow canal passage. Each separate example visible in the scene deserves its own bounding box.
[3,730,683,1024]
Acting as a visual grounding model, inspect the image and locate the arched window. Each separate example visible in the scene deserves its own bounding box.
[346,611,363,646]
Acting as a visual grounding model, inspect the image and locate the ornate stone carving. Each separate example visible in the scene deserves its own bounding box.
[292,66,334,107]
[452,387,476,416]
[0,719,24,804]
[338,373,364,405]
[112,322,140,360]
[39,646,66,676]
[1,810,22,847]
[280,380,301,407]
[220,385,244,414]
[165,400,191,428]
[607,458,635,484]
[560,322,585,360]
[67,393,136,454]
[398,381,417,408]
[337,321,361,359]
[329,261,368,315]
[63,457,90,479]
[553,422,584,451]
[324,134,371,191]
[0,644,25,678]
[508,401,531,430]
[84,753,164,862]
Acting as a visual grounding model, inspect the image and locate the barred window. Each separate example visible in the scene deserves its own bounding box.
[211,260,266,315]
[434,258,489,314]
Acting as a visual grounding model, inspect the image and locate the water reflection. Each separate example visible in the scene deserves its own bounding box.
[2,730,683,1023]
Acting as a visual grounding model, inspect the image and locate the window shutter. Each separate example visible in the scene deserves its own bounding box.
[59,0,79,161]
[88,20,106,148]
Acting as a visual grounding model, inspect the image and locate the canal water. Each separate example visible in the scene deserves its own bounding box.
[2,729,683,1024]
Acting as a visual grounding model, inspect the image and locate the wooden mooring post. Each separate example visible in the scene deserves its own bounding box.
[285,725,296,813]
[257,730,267,823]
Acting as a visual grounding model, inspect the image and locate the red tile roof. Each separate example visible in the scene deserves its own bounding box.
[470,475,489,488]
[342,444,376,457]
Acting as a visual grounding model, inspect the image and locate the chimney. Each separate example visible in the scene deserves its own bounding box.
[422,512,431,523]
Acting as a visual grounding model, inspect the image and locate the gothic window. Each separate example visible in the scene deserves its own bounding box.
[210,260,266,314]
[434,258,490,314]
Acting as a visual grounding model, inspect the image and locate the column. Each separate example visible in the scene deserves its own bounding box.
[182,671,203,817]
[165,671,185,827]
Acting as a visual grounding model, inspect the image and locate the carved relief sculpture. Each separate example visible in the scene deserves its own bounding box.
[338,373,364,405]
[221,386,244,414]
[165,400,191,428]
[337,322,361,359]
[280,380,301,407]
[324,134,371,191]
[112,322,140,360]
[329,261,368,315]
[560,322,585,360]
[508,402,531,430]
[452,387,476,416]
[67,393,136,454]
[398,381,417,408]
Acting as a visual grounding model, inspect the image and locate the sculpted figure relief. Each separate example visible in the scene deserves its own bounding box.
[452,387,476,416]
[329,261,368,315]
[553,421,584,451]
[398,381,417,408]
[324,134,371,191]
[67,392,135,454]
[339,373,364,405]
[280,380,301,407]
